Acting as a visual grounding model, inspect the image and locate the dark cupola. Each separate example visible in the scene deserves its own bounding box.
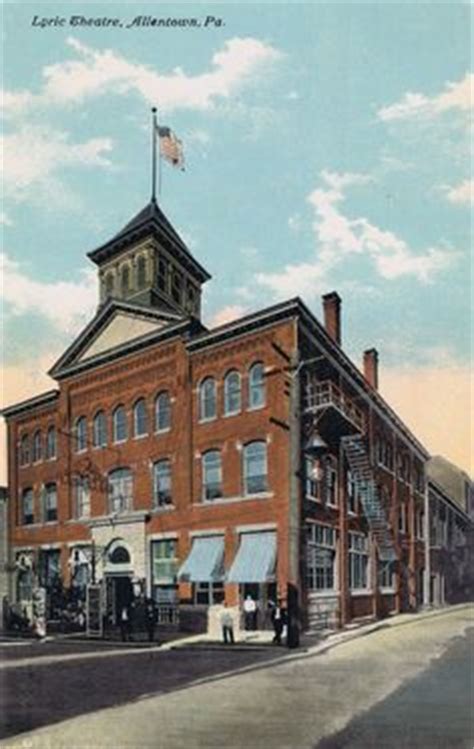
[88,198,211,319]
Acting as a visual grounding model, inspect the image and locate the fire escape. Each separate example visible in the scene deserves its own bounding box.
[304,377,398,563]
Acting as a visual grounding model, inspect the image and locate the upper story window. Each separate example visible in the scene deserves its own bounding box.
[75,417,87,453]
[153,460,172,507]
[398,502,407,534]
[19,434,30,467]
[243,441,268,495]
[248,362,265,410]
[22,488,34,525]
[137,256,147,289]
[155,392,171,432]
[202,450,223,501]
[108,468,133,514]
[347,470,357,514]
[121,265,130,296]
[93,411,107,448]
[224,371,241,416]
[377,435,394,472]
[113,405,127,443]
[199,378,217,421]
[413,464,425,494]
[45,426,57,460]
[134,398,148,438]
[43,483,58,523]
[325,456,338,506]
[32,430,42,463]
[106,273,115,297]
[306,457,323,500]
[75,477,90,519]
[157,257,168,292]
[171,270,182,305]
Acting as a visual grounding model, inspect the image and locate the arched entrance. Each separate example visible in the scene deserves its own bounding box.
[103,540,134,626]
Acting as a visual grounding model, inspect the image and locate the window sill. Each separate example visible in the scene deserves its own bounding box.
[198,417,217,425]
[151,505,175,513]
[197,492,273,507]
[46,457,57,462]
[326,502,339,510]
[247,404,265,413]
[380,587,396,595]
[305,496,322,504]
[155,428,171,435]
[307,590,339,598]
[350,589,371,597]
[113,439,127,445]
[133,433,148,441]
[76,449,88,455]
[223,410,241,419]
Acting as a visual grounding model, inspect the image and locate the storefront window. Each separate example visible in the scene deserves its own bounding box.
[151,539,178,603]
[349,533,369,590]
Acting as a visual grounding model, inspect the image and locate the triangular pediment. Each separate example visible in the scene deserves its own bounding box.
[49,299,188,379]
[78,311,166,362]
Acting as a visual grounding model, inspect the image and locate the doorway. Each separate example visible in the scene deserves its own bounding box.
[106,576,133,625]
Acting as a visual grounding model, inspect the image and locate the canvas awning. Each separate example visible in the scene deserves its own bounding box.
[178,535,225,583]
[227,531,276,583]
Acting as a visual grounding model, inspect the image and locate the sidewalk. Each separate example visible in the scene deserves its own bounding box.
[1,602,471,671]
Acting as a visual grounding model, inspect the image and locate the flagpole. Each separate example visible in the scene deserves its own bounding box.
[151,107,157,202]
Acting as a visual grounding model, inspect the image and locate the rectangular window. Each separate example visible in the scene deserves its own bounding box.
[325,462,337,506]
[349,533,369,590]
[243,442,268,495]
[306,458,322,500]
[202,451,223,501]
[306,523,337,592]
[193,581,225,605]
[347,471,357,514]
[108,469,133,513]
[398,503,407,534]
[22,489,34,525]
[38,549,61,588]
[151,539,178,603]
[43,485,58,523]
[153,461,172,507]
[75,479,91,518]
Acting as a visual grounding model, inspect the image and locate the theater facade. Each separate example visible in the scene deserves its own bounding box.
[4,197,431,633]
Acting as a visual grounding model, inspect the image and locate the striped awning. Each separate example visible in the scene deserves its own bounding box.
[227,531,276,584]
[178,535,224,583]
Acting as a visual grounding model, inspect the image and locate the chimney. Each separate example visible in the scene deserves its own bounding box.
[363,348,379,390]
[322,291,341,345]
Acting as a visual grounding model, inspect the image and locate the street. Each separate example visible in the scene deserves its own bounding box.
[0,605,472,749]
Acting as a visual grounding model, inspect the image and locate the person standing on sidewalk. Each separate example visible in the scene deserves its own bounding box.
[220,603,235,644]
[145,597,158,643]
[120,605,132,642]
[243,595,257,631]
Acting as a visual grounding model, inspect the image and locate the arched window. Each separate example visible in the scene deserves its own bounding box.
[137,256,147,289]
[248,362,265,409]
[43,483,58,523]
[155,392,171,432]
[121,265,130,296]
[243,441,268,495]
[202,450,222,501]
[75,417,87,453]
[105,273,115,297]
[134,398,148,437]
[113,406,127,443]
[45,426,57,460]
[109,546,131,564]
[153,460,172,507]
[22,488,34,525]
[93,411,107,448]
[108,468,133,513]
[32,430,42,463]
[199,377,217,421]
[19,434,30,466]
[224,370,241,415]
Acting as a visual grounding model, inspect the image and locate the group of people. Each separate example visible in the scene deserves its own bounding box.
[119,597,158,643]
[221,595,288,646]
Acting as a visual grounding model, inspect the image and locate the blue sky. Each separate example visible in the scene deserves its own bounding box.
[1,2,472,473]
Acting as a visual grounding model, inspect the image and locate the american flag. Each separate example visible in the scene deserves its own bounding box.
[156,126,185,171]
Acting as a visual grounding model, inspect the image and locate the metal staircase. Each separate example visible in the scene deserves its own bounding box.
[341,435,397,562]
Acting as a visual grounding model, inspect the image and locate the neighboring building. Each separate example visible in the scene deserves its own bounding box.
[425,459,473,607]
[3,196,433,634]
[0,487,8,628]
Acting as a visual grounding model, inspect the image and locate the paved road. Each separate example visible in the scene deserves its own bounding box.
[317,627,473,749]
[1,606,472,749]
[0,644,279,740]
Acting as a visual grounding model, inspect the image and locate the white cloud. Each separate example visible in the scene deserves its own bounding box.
[442,179,473,206]
[208,305,247,328]
[1,125,113,201]
[255,170,457,299]
[377,72,472,122]
[2,36,282,118]
[1,253,97,335]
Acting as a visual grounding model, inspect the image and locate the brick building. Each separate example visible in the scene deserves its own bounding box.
[3,197,432,634]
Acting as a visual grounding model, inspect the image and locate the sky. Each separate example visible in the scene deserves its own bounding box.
[1,1,472,478]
